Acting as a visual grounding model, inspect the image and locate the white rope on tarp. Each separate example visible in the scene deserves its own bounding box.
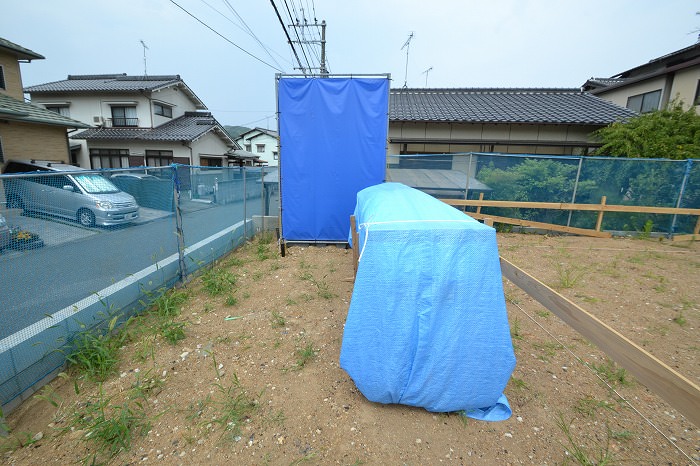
[356,218,477,262]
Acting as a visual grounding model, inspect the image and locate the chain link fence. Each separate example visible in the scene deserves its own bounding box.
[387,153,700,235]
[0,164,279,412]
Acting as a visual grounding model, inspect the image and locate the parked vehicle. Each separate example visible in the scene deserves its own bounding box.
[2,160,139,227]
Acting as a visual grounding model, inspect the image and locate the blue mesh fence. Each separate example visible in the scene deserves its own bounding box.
[386,153,699,235]
[0,164,277,412]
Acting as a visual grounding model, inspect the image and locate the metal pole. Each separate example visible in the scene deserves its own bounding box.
[172,164,187,281]
[243,167,248,241]
[669,159,692,237]
[567,157,584,227]
[320,21,328,76]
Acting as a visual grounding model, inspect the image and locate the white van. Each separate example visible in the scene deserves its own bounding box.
[2,160,139,227]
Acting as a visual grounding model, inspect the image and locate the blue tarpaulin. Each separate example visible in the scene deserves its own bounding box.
[340,183,516,421]
[278,77,388,242]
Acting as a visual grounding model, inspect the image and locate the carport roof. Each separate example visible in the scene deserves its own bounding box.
[71,112,238,148]
[390,88,637,125]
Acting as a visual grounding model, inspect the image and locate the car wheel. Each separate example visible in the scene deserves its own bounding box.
[77,209,96,227]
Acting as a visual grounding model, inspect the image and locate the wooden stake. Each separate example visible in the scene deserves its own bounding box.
[476,192,484,214]
[350,215,359,278]
[595,196,606,232]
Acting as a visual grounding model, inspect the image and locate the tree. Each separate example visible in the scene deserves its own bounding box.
[593,101,700,159]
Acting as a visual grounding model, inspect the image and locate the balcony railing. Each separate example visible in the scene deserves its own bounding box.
[107,117,139,127]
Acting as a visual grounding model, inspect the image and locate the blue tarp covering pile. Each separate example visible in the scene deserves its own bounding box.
[340,183,516,421]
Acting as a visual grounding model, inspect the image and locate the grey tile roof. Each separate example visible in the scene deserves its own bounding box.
[0,93,89,128]
[25,74,183,93]
[0,37,44,61]
[71,111,238,148]
[389,88,637,125]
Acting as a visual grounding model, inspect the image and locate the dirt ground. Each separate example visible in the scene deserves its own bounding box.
[1,232,699,465]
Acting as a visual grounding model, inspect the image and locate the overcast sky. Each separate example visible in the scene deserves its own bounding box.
[2,0,699,128]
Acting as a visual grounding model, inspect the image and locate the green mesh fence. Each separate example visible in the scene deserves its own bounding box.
[386,153,698,235]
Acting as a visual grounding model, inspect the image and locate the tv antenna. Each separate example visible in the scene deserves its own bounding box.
[422,66,433,87]
[401,32,414,88]
[140,40,149,76]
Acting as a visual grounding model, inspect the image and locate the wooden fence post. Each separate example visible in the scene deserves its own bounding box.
[595,196,607,232]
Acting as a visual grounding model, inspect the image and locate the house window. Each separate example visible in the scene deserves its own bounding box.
[145,150,174,167]
[0,66,5,90]
[626,90,661,113]
[244,144,252,152]
[200,157,222,167]
[694,80,700,106]
[45,105,70,117]
[111,106,138,127]
[154,102,173,118]
[90,148,129,169]
[273,152,279,160]
[256,144,265,153]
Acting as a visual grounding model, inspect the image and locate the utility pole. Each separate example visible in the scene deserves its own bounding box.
[401,32,414,88]
[422,66,433,87]
[287,19,328,76]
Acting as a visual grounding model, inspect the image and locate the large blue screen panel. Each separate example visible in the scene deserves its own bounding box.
[278,77,388,241]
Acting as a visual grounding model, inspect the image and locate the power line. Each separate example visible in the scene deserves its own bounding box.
[169,0,284,72]
[269,0,306,74]
[220,0,287,72]
[283,0,314,73]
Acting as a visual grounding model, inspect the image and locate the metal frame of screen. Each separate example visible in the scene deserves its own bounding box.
[275,74,390,253]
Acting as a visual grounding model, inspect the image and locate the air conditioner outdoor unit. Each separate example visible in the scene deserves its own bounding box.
[93,116,104,124]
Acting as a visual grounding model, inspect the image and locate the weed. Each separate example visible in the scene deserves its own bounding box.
[299,271,314,282]
[673,312,687,326]
[226,257,245,267]
[588,358,631,387]
[202,268,237,296]
[271,311,286,328]
[160,321,186,345]
[66,316,124,382]
[536,310,551,318]
[504,290,520,304]
[285,298,298,306]
[555,413,614,466]
[133,334,156,362]
[203,303,214,313]
[225,294,239,306]
[152,289,189,317]
[252,270,264,281]
[269,262,281,271]
[299,293,314,302]
[256,243,271,261]
[0,406,9,437]
[611,430,635,440]
[207,355,258,440]
[294,343,317,369]
[638,219,654,240]
[555,262,585,289]
[315,280,335,299]
[511,318,523,340]
[510,377,528,389]
[532,341,564,362]
[34,385,62,408]
[573,396,615,417]
[65,384,150,464]
[130,370,165,399]
[242,291,251,300]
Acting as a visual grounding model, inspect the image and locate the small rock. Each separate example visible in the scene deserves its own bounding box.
[504,432,513,438]
[415,438,422,444]
[32,432,43,441]
[516,416,523,423]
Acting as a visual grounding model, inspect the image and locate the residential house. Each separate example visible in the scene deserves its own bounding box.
[582,42,700,113]
[235,127,278,167]
[0,38,88,165]
[388,88,637,160]
[24,74,238,169]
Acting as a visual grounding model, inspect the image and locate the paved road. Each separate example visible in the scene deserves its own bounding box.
[0,200,252,340]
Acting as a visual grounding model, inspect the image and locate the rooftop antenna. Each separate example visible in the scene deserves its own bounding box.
[401,32,414,88]
[422,66,433,87]
[140,40,149,76]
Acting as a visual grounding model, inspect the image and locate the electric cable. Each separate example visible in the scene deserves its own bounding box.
[169,0,284,72]
[282,0,314,74]
[269,0,306,75]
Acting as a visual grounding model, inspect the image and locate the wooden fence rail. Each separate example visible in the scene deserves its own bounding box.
[440,194,700,240]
